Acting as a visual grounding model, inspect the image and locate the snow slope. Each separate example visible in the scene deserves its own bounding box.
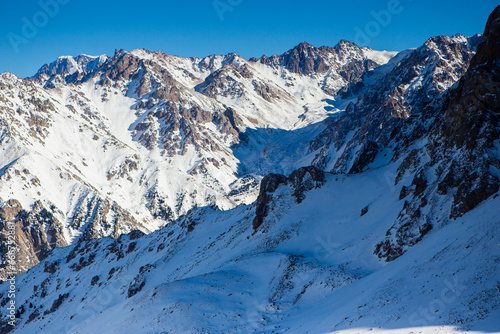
[0,38,407,277]
[2,166,499,333]
[1,7,499,332]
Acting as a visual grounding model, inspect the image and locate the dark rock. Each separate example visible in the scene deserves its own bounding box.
[374,221,432,262]
[43,261,59,274]
[128,230,145,240]
[374,6,500,262]
[253,166,325,229]
[108,268,116,279]
[360,206,369,216]
[288,166,325,203]
[348,141,379,174]
[451,172,499,219]
[399,186,409,200]
[252,173,287,230]
[91,275,99,286]
[44,293,69,315]
[127,242,137,254]
[128,281,145,298]
[411,170,427,197]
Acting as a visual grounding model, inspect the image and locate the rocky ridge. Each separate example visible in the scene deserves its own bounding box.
[0,18,496,281]
[0,5,499,332]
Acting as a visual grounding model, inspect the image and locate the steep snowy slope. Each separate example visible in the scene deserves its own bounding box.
[0,39,404,277]
[1,167,498,333]
[0,5,499,333]
[0,34,483,279]
[308,34,481,174]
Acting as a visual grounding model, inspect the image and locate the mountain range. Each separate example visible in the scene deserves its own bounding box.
[0,5,499,334]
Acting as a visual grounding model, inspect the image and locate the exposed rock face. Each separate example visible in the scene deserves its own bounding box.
[252,173,288,230]
[310,34,481,174]
[0,200,22,221]
[195,64,253,98]
[288,166,326,203]
[374,7,500,261]
[362,34,480,120]
[348,141,379,174]
[0,200,67,279]
[0,75,55,145]
[78,198,146,241]
[437,7,500,219]
[251,40,389,97]
[262,41,331,75]
[1,48,262,277]
[253,167,325,229]
[450,173,499,218]
[0,16,494,278]
[0,182,148,279]
[1,7,500,329]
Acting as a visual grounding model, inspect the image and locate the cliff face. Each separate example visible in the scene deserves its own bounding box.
[309,34,481,174]
[374,6,500,261]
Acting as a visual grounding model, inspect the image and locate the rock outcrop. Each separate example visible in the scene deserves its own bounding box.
[253,166,325,230]
[374,7,500,261]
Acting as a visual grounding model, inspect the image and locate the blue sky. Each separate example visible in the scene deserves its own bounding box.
[0,0,497,78]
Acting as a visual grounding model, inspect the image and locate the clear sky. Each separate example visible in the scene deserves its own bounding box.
[0,0,497,78]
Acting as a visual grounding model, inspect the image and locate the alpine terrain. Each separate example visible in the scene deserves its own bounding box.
[0,5,499,334]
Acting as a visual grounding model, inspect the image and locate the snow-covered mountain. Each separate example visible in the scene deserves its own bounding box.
[0,36,403,277]
[0,5,499,333]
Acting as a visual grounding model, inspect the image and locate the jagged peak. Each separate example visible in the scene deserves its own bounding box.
[333,39,361,50]
[33,53,108,79]
[130,48,153,58]
[294,41,314,49]
[285,41,321,56]
[0,71,20,81]
[113,48,126,57]
[251,40,367,65]
[422,33,482,51]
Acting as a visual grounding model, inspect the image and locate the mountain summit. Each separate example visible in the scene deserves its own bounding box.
[0,6,499,333]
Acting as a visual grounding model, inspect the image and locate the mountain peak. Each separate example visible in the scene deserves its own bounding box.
[295,41,314,49]
[2,6,500,333]
[286,41,319,57]
[33,54,108,79]
[476,5,500,60]
[335,39,359,48]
